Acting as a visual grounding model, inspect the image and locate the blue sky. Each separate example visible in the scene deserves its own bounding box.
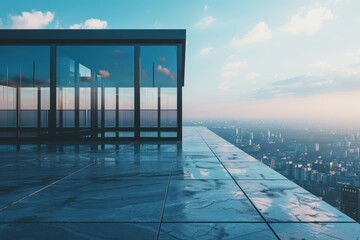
[1,0,360,124]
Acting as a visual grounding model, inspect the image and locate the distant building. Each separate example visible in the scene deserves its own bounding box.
[341,185,360,222]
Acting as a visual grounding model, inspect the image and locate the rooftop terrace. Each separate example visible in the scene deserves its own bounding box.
[0,127,359,239]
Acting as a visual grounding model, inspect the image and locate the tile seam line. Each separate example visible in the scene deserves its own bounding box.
[197,129,281,240]
[0,221,355,224]
[155,148,176,240]
[0,141,135,212]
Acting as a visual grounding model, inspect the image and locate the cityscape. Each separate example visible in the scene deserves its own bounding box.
[186,119,360,222]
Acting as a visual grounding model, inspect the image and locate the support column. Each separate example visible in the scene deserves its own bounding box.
[116,87,119,138]
[37,87,41,137]
[134,45,140,140]
[101,79,105,138]
[91,73,98,138]
[49,45,57,139]
[16,87,20,138]
[158,87,161,138]
[74,61,80,132]
[177,44,183,140]
[59,88,63,129]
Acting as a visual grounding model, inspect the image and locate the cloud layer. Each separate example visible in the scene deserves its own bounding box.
[249,74,360,100]
[281,6,336,35]
[9,10,54,29]
[232,21,272,46]
[200,47,213,56]
[221,60,247,78]
[69,18,107,29]
[196,16,216,28]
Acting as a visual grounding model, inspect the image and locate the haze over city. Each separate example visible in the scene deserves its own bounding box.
[1,0,360,125]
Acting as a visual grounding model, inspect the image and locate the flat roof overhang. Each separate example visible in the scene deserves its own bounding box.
[0,29,186,44]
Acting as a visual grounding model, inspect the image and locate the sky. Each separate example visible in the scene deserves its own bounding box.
[1,0,360,125]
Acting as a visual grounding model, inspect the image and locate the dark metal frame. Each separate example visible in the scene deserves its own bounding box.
[0,29,186,141]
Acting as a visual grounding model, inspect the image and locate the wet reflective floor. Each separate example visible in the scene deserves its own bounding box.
[0,127,359,239]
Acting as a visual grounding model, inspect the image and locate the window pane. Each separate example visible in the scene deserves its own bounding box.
[0,46,50,134]
[161,88,177,127]
[57,45,134,133]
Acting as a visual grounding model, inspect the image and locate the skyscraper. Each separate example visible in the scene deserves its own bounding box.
[341,185,360,222]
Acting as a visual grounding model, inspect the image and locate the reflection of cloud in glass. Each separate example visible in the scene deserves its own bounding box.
[199,169,210,177]
[157,56,167,62]
[99,70,111,78]
[286,194,338,222]
[253,196,272,213]
[228,168,246,175]
[112,49,124,56]
[156,65,175,80]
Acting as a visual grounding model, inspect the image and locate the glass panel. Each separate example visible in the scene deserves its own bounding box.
[0,86,16,128]
[41,88,50,128]
[56,56,75,128]
[161,88,177,127]
[79,88,91,127]
[160,132,177,138]
[119,88,134,127]
[0,46,50,135]
[140,88,158,127]
[140,46,178,130]
[119,132,134,137]
[105,88,116,127]
[20,88,37,127]
[140,46,177,88]
[140,131,158,138]
[57,46,134,136]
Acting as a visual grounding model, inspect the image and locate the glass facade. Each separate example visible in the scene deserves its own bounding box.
[140,46,178,138]
[0,46,50,138]
[0,30,185,140]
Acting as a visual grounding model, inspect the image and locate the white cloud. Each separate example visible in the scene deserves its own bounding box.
[344,49,360,62]
[245,72,259,80]
[232,21,272,46]
[200,47,213,56]
[221,60,247,79]
[204,5,209,11]
[218,82,231,91]
[312,61,331,70]
[9,10,54,29]
[281,6,336,35]
[223,60,247,70]
[196,16,215,28]
[311,59,360,77]
[222,71,239,78]
[69,18,107,29]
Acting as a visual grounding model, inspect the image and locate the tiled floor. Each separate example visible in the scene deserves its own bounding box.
[0,127,359,239]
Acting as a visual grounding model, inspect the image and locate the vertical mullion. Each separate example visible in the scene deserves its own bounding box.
[91,72,98,138]
[16,87,20,138]
[59,88,63,129]
[74,61,80,132]
[158,87,161,138]
[177,44,183,140]
[49,44,57,139]
[116,87,119,138]
[37,87,41,137]
[101,80,105,138]
[134,45,140,140]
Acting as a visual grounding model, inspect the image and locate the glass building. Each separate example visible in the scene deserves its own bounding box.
[0,29,185,140]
